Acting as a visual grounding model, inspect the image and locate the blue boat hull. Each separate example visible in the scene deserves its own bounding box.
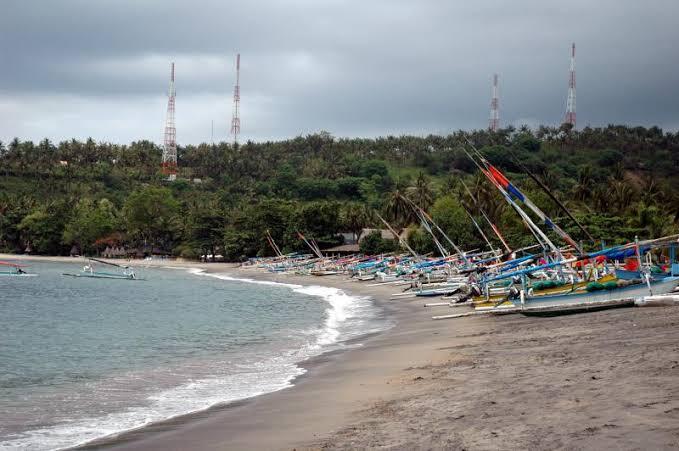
[615,269,670,280]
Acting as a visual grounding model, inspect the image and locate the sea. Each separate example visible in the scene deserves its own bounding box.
[0,261,389,450]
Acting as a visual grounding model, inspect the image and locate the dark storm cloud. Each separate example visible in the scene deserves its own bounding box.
[1,0,678,144]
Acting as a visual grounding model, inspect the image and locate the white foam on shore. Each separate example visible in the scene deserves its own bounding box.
[193,269,386,348]
[187,267,304,289]
[193,269,385,349]
[0,269,388,451]
[294,285,364,346]
[0,356,306,451]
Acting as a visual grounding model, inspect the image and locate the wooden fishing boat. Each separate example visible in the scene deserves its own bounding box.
[414,286,465,297]
[62,258,142,280]
[519,276,679,314]
[473,273,617,308]
[0,261,37,277]
[62,271,140,280]
[474,276,679,314]
[310,270,340,276]
[0,270,38,277]
[471,235,679,312]
[436,276,679,320]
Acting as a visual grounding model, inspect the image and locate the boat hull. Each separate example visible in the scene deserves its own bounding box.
[62,273,141,280]
[473,274,617,308]
[522,276,679,310]
[615,269,670,280]
[310,270,340,276]
[521,301,635,316]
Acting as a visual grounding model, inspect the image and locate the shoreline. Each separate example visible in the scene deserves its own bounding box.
[7,255,679,449]
[4,254,433,450]
[0,253,233,271]
[78,266,435,450]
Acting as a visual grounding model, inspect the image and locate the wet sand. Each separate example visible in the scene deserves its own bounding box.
[6,255,679,449]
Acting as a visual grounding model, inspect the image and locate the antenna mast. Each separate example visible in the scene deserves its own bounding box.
[489,73,499,132]
[230,53,241,145]
[565,43,576,127]
[161,62,177,180]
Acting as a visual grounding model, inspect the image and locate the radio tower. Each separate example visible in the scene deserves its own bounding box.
[564,43,576,127]
[489,73,499,131]
[230,53,241,145]
[161,62,177,181]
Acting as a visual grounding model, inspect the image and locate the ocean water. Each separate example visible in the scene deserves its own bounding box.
[0,262,388,450]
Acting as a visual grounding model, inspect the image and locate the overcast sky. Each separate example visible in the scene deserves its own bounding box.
[1,0,678,145]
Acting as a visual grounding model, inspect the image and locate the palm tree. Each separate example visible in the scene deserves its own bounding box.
[611,161,626,181]
[589,186,608,213]
[572,166,593,202]
[639,174,662,206]
[341,203,372,242]
[471,174,505,225]
[439,175,460,198]
[607,180,636,214]
[384,189,414,232]
[407,172,434,211]
[668,195,679,224]
[632,203,667,238]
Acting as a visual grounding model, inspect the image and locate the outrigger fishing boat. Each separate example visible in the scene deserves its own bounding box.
[519,275,679,314]
[0,260,37,277]
[240,141,679,321]
[63,258,141,280]
[468,236,679,314]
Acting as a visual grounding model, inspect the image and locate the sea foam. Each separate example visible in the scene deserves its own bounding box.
[0,269,387,451]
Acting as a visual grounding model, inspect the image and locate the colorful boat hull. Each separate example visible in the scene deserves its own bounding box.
[473,274,617,307]
[521,276,679,310]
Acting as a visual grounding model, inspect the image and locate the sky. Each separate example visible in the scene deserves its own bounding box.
[1,0,678,145]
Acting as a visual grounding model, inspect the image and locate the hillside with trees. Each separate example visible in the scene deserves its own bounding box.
[1,124,678,260]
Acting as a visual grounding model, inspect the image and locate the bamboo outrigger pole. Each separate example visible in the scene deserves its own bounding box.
[460,179,512,254]
[375,213,419,259]
[460,202,497,256]
[465,138,583,255]
[399,194,470,264]
[399,195,449,257]
[460,145,560,257]
[89,257,129,269]
[265,229,283,257]
[508,151,595,242]
[297,231,324,259]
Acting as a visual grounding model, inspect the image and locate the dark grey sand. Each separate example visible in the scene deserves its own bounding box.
[5,256,678,450]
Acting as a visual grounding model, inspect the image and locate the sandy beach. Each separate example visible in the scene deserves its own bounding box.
[5,255,679,450]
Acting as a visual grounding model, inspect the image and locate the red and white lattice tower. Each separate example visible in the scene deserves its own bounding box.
[489,73,499,131]
[230,53,241,145]
[564,43,576,127]
[161,62,177,180]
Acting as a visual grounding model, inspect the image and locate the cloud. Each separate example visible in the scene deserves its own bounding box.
[1,0,678,144]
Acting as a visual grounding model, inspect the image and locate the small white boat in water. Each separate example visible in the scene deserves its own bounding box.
[62,258,142,280]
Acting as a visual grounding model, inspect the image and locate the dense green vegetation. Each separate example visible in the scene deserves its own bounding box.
[1,124,678,260]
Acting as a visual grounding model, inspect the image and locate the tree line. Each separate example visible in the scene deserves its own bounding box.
[1,124,678,260]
